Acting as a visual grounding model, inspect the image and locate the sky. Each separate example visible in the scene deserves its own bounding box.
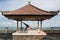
[0,0,60,28]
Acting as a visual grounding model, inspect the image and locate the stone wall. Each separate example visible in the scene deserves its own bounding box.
[13,35,45,40]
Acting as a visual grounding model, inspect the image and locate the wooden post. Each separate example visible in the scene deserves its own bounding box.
[37,21,39,29]
[40,21,42,30]
[17,20,19,31]
[20,20,23,31]
[21,20,22,28]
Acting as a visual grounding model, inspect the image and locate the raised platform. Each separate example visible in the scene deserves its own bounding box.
[12,29,47,40]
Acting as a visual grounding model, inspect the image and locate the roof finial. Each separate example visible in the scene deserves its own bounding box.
[28,1,31,4]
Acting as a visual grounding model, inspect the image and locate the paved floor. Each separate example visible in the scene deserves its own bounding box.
[43,33,60,40]
[0,33,12,40]
[0,33,60,40]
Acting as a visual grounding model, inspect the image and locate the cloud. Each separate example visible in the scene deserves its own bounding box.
[0,0,7,1]
[43,14,60,27]
[0,0,60,11]
[0,0,25,11]
[31,0,60,11]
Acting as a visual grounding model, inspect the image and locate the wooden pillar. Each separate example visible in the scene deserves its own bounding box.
[37,21,39,28]
[20,20,23,31]
[17,20,19,31]
[40,21,42,30]
[21,20,22,28]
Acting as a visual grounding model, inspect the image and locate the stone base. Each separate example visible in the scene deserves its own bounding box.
[13,35,46,40]
[12,29,47,40]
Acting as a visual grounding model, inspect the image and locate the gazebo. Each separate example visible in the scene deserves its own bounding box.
[2,2,59,40]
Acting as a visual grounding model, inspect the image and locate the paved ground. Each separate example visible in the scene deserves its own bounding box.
[43,33,60,40]
[0,33,12,40]
[0,33,60,40]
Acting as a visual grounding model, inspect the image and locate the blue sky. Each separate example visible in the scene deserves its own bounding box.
[0,0,60,28]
